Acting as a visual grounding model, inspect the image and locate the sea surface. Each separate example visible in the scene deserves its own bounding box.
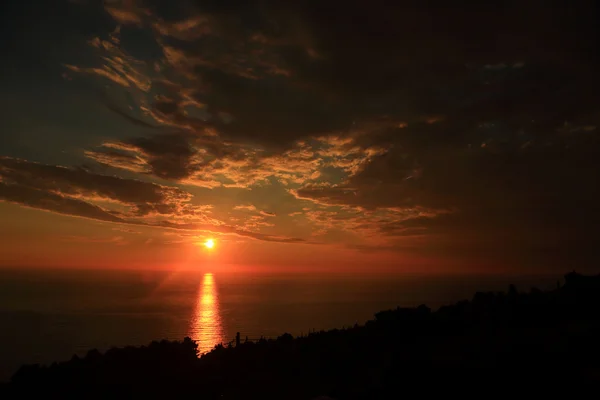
[0,268,560,381]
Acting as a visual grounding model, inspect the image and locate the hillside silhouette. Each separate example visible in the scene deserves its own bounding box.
[3,271,600,399]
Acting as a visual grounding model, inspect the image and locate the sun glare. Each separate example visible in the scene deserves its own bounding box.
[204,238,215,249]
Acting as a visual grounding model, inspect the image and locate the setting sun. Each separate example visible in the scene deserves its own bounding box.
[204,239,215,249]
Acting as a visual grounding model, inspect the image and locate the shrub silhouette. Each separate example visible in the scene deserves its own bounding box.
[4,271,600,399]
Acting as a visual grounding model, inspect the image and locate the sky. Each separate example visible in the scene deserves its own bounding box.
[0,0,598,273]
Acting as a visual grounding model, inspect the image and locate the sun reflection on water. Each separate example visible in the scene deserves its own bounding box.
[189,273,224,354]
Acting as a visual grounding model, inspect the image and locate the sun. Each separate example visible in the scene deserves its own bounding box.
[204,238,215,249]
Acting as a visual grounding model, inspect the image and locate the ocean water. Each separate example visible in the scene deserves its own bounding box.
[0,268,559,381]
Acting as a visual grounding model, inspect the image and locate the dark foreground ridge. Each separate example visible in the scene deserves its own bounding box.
[3,271,600,399]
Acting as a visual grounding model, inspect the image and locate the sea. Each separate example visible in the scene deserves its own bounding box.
[0,268,560,381]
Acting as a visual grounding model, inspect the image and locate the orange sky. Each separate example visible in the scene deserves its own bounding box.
[0,202,412,273]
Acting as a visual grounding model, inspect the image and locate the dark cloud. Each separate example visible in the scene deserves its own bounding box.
[0,156,190,210]
[0,157,307,244]
[296,135,600,264]
[83,131,249,186]
[103,101,159,129]
[0,182,125,223]
[85,0,600,152]
[128,133,196,180]
[143,0,600,149]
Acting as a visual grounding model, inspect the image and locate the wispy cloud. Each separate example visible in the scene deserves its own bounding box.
[0,157,306,244]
